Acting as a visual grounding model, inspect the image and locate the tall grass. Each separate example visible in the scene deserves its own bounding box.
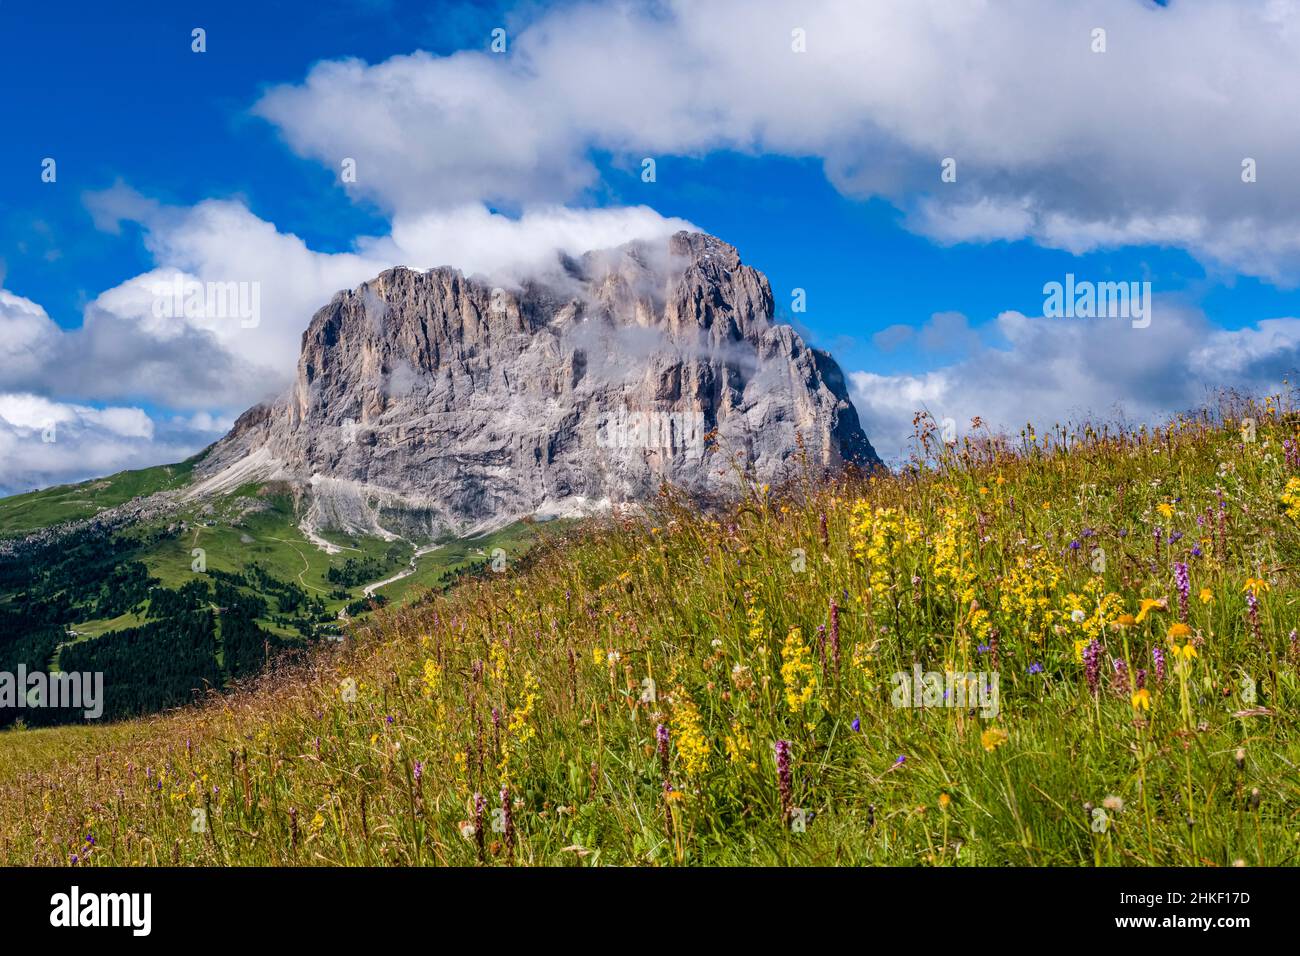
[3,399,1299,866]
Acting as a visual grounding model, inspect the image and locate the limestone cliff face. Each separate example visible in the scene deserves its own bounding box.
[194,232,878,539]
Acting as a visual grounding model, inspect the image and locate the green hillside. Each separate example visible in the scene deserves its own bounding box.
[0,458,200,536]
[0,464,549,727]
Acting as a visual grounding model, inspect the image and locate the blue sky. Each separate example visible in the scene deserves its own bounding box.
[3,0,1300,490]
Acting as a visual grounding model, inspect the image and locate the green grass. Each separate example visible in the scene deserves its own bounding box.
[0,458,199,536]
[4,406,1300,866]
[376,519,556,606]
[1,460,547,665]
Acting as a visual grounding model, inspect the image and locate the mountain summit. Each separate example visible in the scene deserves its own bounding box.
[192,231,878,539]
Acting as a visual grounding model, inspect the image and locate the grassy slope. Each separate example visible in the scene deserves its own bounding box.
[3,410,1300,866]
[0,452,552,719]
[0,458,545,642]
[0,459,199,536]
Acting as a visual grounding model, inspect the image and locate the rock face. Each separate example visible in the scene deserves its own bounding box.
[194,231,878,539]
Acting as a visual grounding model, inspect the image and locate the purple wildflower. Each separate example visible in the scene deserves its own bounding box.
[1083,640,1102,696]
[1174,562,1190,622]
[1111,657,1130,696]
[775,740,793,821]
[500,787,515,858]
[656,723,671,779]
[473,792,487,862]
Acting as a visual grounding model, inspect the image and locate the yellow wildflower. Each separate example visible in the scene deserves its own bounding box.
[420,659,442,697]
[724,723,750,763]
[671,698,709,775]
[1135,598,1167,623]
[1282,477,1300,520]
[780,627,816,713]
[981,727,1009,752]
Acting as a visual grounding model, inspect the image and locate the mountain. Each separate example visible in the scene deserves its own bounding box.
[0,232,876,724]
[192,231,877,540]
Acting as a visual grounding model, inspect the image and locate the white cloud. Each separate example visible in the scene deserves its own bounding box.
[72,190,695,408]
[850,303,1300,462]
[253,0,1300,282]
[0,392,223,496]
[366,203,694,284]
[0,291,62,386]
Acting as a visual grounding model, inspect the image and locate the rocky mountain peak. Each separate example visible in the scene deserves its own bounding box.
[193,231,878,540]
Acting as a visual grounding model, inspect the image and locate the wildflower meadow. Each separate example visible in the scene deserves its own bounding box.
[2,398,1298,866]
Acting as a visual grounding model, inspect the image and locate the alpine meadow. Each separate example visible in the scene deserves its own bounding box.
[3,396,1298,866]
